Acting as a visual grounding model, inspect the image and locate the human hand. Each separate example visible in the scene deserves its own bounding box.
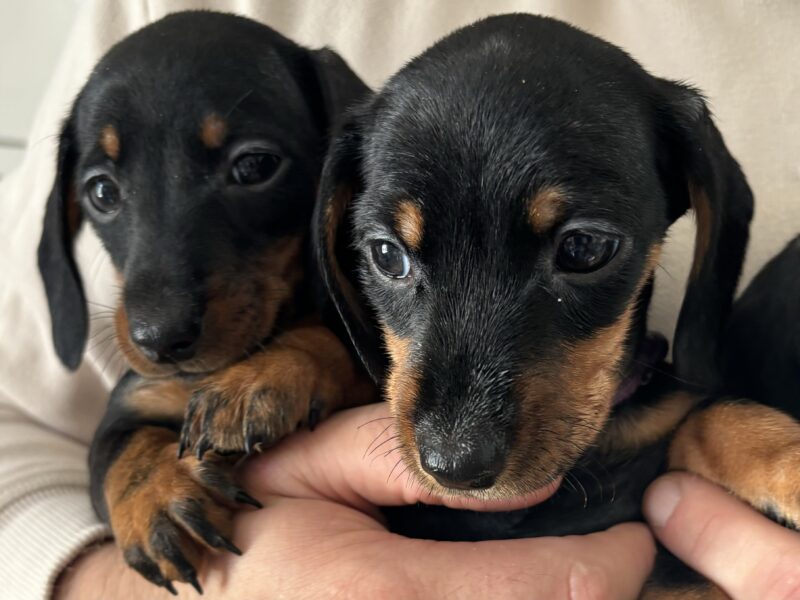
[205,402,655,600]
[57,402,655,599]
[645,472,800,599]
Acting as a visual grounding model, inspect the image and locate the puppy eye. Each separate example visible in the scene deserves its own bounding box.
[230,153,282,186]
[556,231,620,273]
[86,176,121,215]
[370,240,411,279]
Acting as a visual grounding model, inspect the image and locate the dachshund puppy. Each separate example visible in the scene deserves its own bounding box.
[313,14,798,597]
[38,11,372,593]
[723,235,800,415]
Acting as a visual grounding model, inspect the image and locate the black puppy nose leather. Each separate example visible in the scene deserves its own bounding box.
[130,320,201,363]
[419,438,503,490]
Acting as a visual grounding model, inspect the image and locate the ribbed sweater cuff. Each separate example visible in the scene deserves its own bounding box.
[0,482,111,600]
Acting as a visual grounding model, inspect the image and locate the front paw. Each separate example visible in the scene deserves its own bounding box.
[108,439,261,594]
[179,350,334,458]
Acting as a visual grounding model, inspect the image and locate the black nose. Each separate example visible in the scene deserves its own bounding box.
[130,319,202,363]
[418,437,505,490]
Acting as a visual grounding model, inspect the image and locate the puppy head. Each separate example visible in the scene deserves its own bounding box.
[316,14,752,498]
[39,11,367,375]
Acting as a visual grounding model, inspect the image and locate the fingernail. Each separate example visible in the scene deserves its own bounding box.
[645,476,682,528]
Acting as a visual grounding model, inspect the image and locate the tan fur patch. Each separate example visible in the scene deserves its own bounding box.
[528,187,565,234]
[200,113,228,149]
[105,427,235,583]
[670,401,800,526]
[394,200,424,251]
[115,235,304,376]
[100,125,120,161]
[129,378,193,421]
[500,243,662,495]
[382,328,420,468]
[689,182,712,279]
[640,583,729,600]
[601,391,701,454]
[183,323,375,454]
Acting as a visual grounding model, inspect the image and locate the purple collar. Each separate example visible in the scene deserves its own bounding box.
[612,332,668,406]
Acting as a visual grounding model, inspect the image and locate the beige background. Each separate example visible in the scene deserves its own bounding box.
[15,1,800,345]
[0,1,79,177]
[1,1,798,437]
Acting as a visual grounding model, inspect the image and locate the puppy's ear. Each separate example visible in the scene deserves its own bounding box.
[37,118,87,370]
[313,113,386,382]
[655,80,754,388]
[302,47,370,136]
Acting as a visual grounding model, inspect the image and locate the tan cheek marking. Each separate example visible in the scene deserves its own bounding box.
[201,113,228,149]
[505,244,664,487]
[601,390,702,454]
[689,182,712,279]
[382,328,420,457]
[100,125,120,161]
[528,187,565,234]
[394,200,424,251]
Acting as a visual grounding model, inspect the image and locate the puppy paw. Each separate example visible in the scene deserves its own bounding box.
[178,347,338,458]
[108,440,260,594]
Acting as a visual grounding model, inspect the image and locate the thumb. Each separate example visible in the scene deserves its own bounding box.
[644,472,800,600]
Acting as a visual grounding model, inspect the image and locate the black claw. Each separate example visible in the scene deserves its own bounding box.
[216,535,242,556]
[164,580,178,596]
[125,545,172,592]
[187,573,204,595]
[195,437,211,460]
[177,436,187,459]
[235,490,263,509]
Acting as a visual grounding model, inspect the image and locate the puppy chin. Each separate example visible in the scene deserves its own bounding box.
[416,465,564,510]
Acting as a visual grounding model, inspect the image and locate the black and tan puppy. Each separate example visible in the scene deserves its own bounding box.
[38,11,372,594]
[315,14,800,597]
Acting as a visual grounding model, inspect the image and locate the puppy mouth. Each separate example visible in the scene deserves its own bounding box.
[431,475,564,511]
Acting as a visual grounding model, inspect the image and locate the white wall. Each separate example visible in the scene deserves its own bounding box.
[0,1,80,177]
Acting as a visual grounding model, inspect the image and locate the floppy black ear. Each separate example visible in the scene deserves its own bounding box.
[300,47,370,139]
[37,119,88,370]
[313,113,387,383]
[655,80,754,388]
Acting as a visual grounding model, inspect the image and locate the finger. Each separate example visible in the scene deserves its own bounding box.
[402,522,655,600]
[644,472,800,600]
[242,403,558,513]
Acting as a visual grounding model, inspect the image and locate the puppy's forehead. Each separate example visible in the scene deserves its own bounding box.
[361,16,664,239]
[75,28,316,158]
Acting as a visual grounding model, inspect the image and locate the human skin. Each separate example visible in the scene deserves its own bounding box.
[65,402,800,600]
[56,403,654,599]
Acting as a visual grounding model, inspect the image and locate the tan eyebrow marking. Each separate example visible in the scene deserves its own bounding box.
[394,200,424,251]
[528,187,566,234]
[200,113,228,149]
[100,125,120,161]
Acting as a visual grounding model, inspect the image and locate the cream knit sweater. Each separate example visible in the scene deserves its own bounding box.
[0,1,797,598]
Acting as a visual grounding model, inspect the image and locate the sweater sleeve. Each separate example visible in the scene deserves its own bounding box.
[0,2,152,599]
[0,401,110,600]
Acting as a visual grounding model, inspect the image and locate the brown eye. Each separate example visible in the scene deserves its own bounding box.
[86,176,121,215]
[230,153,282,186]
[370,240,411,278]
[556,232,619,273]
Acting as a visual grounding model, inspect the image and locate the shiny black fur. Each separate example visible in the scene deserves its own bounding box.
[315,14,755,591]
